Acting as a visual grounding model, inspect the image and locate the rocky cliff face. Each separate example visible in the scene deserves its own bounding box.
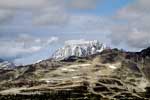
[52,40,106,60]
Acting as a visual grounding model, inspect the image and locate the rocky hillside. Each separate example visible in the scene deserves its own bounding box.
[0,48,150,99]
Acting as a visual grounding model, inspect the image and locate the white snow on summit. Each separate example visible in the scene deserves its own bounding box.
[52,40,106,60]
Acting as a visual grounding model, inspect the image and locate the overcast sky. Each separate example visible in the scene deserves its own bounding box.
[0,0,150,65]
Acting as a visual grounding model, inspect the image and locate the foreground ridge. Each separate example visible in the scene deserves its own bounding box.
[0,48,150,99]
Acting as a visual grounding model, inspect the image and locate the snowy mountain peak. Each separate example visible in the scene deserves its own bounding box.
[52,40,106,60]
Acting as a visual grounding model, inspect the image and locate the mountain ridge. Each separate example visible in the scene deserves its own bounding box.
[0,47,150,99]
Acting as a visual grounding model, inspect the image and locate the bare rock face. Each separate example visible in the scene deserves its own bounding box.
[52,40,106,60]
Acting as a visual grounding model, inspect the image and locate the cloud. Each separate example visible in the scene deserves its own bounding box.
[0,0,103,26]
[0,34,59,58]
[130,0,150,13]
[0,0,68,26]
[32,6,69,26]
[0,0,49,24]
[64,14,111,34]
[0,9,16,24]
[109,0,150,49]
[0,0,48,9]
[68,0,99,10]
[65,39,86,45]
[47,37,59,44]
[0,0,103,27]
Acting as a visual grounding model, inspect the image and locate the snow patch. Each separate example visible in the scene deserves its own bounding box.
[108,65,117,69]
[68,64,91,68]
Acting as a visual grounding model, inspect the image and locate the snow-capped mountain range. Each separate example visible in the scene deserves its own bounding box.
[52,40,106,60]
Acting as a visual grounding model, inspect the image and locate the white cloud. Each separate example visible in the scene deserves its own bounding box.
[0,0,48,24]
[47,37,59,44]
[65,15,111,34]
[68,0,99,10]
[0,34,59,58]
[65,39,86,45]
[0,0,48,9]
[0,0,68,26]
[0,0,102,26]
[32,6,69,26]
[109,0,150,49]
[0,9,16,24]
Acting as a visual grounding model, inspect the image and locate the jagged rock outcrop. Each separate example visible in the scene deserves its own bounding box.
[52,40,106,60]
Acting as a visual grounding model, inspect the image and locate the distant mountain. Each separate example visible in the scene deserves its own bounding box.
[52,40,106,60]
[0,59,4,63]
[0,59,15,70]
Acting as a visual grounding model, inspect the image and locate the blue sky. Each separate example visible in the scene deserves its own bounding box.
[0,0,150,65]
[70,0,132,15]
